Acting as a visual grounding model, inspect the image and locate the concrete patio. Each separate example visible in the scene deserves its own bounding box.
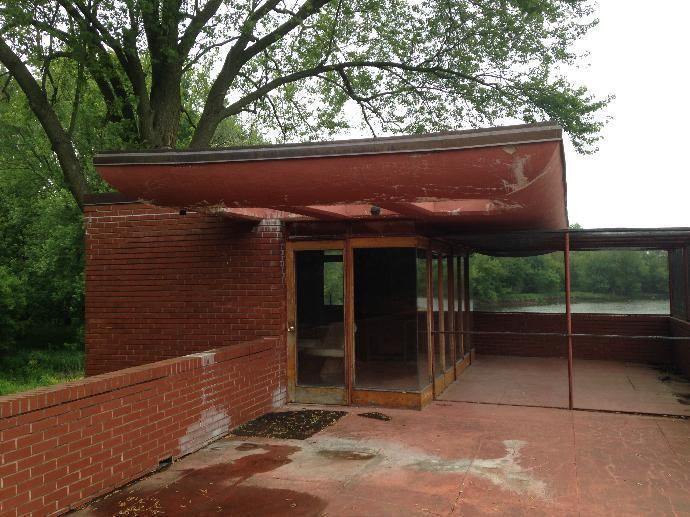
[441,355,690,416]
[75,400,690,516]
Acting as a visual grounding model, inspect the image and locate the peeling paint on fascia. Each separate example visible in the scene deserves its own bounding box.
[511,155,529,191]
[492,200,523,211]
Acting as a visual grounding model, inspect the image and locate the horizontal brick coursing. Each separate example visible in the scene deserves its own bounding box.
[472,312,672,364]
[670,317,690,377]
[84,203,286,375]
[0,338,286,516]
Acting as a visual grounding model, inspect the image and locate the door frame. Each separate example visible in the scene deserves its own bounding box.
[286,240,349,405]
[286,235,439,407]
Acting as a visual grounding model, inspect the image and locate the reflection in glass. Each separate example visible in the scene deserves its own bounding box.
[443,256,453,370]
[417,250,431,388]
[455,256,465,361]
[353,247,429,391]
[670,249,686,319]
[432,253,443,378]
[296,250,345,387]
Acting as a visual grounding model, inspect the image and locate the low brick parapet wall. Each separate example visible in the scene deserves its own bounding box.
[0,338,286,516]
[670,317,690,377]
[472,312,672,364]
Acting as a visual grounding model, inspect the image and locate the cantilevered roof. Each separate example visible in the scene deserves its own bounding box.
[93,122,568,231]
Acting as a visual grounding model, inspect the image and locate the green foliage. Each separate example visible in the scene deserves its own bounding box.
[0,57,265,357]
[1,0,609,157]
[0,265,24,347]
[0,65,87,348]
[0,347,84,396]
[570,250,668,299]
[470,250,669,306]
[323,261,344,306]
[471,253,563,302]
[0,1,613,393]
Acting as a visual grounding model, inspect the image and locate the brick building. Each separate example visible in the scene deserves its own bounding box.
[86,122,690,408]
[2,122,690,515]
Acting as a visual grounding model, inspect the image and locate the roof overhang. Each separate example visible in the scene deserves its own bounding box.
[93,122,568,231]
[447,228,690,256]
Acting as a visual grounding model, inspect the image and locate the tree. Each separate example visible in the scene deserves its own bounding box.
[0,0,609,209]
[0,73,85,348]
[0,50,264,347]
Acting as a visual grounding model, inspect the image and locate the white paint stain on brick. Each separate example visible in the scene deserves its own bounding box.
[178,406,231,457]
[272,385,287,408]
[189,351,215,367]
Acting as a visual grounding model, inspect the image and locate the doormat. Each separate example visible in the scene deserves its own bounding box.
[232,410,347,440]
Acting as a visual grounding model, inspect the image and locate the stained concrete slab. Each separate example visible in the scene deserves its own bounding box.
[441,355,690,416]
[74,401,690,517]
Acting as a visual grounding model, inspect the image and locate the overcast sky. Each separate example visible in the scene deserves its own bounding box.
[564,3,690,229]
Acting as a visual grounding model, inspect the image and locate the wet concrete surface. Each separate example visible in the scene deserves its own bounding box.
[441,355,690,416]
[75,401,690,516]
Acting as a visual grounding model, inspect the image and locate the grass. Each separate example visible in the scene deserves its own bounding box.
[0,345,84,396]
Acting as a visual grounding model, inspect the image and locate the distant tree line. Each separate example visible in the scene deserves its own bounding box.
[470,250,669,304]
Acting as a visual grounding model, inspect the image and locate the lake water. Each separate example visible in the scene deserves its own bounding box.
[417,298,669,315]
[488,299,669,314]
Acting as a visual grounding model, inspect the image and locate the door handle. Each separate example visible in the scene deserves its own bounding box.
[287,322,296,333]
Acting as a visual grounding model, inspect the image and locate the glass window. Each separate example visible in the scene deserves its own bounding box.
[432,253,443,378]
[323,250,344,306]
[670,249,686,320]
[296,250,345,387]
[353,247,427,391]
[417,249,431,388]
[455,256,464,360]
[443,256,453,370]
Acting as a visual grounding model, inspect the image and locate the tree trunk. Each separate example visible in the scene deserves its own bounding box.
[149,65,183,148]
[0,39,91,209]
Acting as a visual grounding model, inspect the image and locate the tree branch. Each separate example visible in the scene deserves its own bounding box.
[0,38,91,208]
[240,0,333,64]
[191,0,332,147]
[56,0,152,140]
[220,59,496,120]
[67,61,84,137]
[178,0,224,57]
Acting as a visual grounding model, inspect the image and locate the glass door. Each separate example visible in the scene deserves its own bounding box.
[287,242,348,404]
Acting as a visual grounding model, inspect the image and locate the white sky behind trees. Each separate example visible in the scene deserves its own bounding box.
[331,3,689,228]
[564,2,690,229]
[230,3,687,229]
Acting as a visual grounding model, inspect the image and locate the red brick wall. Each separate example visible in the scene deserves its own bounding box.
[85,202,286,375]
[472,312,672,364]
[0,338,286,516]
[670,317,690,377]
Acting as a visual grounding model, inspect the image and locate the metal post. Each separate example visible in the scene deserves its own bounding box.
[464,254,471,359]
[426,248,435,387]
[564,231,574,410]
[680,246,690,321]
[344,228,354,405]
